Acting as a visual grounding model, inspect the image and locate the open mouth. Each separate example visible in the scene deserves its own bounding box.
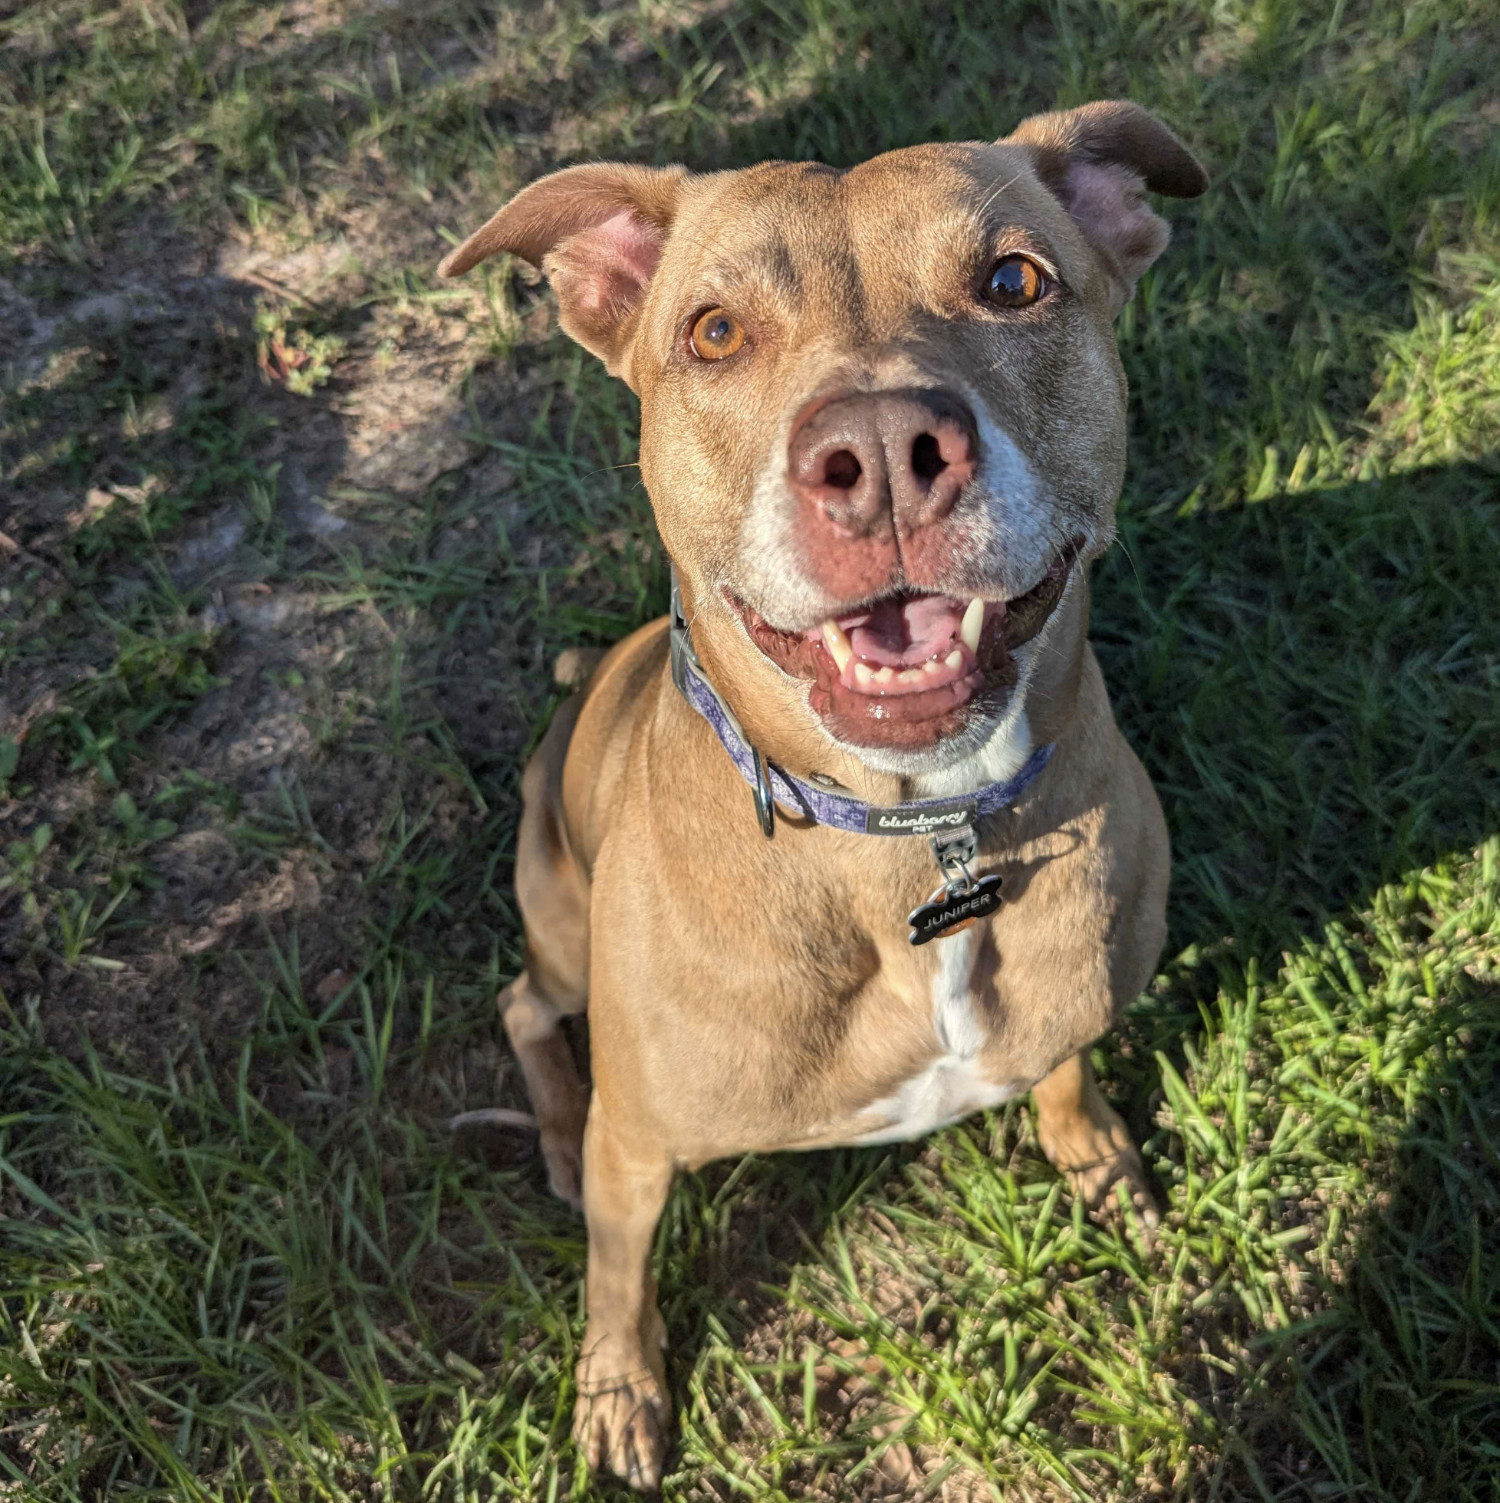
[728,539,1082,749]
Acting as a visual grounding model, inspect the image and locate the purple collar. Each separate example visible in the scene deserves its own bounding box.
[668,574,1054,838]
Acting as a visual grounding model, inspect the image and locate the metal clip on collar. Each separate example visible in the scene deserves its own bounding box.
[750,747,776,838]
[931,825,978,895]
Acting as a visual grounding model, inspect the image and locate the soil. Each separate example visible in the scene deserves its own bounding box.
[0,189,554,1132]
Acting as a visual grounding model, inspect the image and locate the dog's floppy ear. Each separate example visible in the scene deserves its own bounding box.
[439,162,689,375]
[1004,101,1206,311]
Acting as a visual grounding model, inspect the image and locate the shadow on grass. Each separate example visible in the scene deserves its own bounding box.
[1104,458,1497,1494]
[1100,466,1499,1497]
[1106,460,1500,949]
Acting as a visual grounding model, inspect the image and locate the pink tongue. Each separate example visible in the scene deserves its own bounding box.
[843,595,965,667]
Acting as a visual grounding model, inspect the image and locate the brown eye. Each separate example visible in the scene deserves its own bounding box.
[982,255,1045,308]
[689,307,746,360]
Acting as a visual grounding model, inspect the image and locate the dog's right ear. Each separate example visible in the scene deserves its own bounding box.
[439,163,688,377]
[1003,102,1206,312]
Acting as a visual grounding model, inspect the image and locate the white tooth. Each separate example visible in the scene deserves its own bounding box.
[924,658,945,676]
[945,649,964,670]
[853,662,875,687]
[899,667,923,683]
[874,666,895,684]
[821,618,853,672]
[960,597,985,653]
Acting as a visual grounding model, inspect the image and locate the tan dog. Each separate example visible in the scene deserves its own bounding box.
[442,100,1205,1489]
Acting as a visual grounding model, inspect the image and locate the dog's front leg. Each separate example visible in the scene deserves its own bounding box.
[573,1098,674,1490]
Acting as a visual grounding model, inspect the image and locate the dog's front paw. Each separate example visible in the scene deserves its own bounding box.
[573,1349,669,1490]
[1038,1106,1159,1227]
[1061,1142,1159,1225]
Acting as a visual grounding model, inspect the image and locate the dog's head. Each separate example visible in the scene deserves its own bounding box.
[443,102,1205,774]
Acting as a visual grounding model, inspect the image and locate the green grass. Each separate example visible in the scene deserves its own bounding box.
[2,0,1499,1497]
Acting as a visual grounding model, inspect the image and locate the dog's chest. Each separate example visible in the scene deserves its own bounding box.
[842,930,1023,1145]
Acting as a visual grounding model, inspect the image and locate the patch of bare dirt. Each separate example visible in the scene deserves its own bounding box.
[1,212,544,1087]
[0,0,665,1186]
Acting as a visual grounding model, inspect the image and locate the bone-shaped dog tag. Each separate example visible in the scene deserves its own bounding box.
[907,872,1003,945]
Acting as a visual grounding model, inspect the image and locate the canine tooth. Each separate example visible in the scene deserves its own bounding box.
[899,667,923,683]
[821,618,854,671]
[874,666,895,684]
[960,597,985,653]
[945,649,964,670]
[853,662,875,687]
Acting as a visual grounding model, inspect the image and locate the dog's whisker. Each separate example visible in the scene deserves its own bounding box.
[972,168,1028,224]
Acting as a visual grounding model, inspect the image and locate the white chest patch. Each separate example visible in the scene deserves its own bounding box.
[850,1056,1022,1144]
[850,930,1020,1144]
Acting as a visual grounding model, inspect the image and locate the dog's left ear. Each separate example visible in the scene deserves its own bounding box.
[439,162,689,378]
[1004,101,1207,311]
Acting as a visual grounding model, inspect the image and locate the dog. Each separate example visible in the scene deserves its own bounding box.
[440,99,1205,1488]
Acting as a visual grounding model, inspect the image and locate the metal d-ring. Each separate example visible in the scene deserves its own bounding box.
[750,746,776,838]
[931,825,978,895]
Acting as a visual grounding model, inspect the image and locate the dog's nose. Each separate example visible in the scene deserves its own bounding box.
[787,389,978,540]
